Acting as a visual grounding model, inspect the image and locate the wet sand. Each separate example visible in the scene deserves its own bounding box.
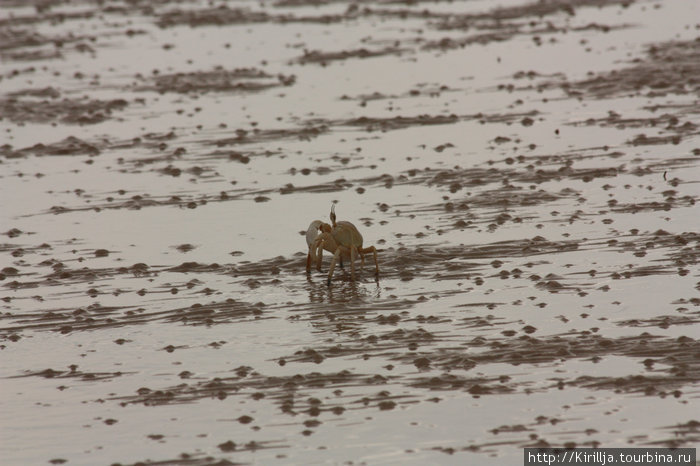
[1,0,699,464]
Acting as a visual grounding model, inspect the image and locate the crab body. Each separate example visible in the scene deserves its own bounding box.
[308,205,378,285]
[331,220,363,251]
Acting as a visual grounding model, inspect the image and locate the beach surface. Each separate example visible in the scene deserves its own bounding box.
[1,0,699,464]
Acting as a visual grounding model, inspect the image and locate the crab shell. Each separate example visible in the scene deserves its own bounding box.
[331,220,364,250]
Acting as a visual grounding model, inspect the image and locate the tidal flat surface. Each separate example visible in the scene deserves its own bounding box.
[1,0,699,464]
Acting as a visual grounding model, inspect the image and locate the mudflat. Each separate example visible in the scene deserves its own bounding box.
[1,0,698,464]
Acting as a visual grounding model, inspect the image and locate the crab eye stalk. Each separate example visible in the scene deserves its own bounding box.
[330,204,336,226]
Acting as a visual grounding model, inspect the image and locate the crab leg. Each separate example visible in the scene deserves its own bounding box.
[327,245,351,285]
[306,252,313,273]
[327,249,341,286]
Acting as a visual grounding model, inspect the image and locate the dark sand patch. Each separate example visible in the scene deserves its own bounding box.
[207,125,329,147]
[156,6,274,28]
[434,0,635,29]
[293,47,409,65]
[155,5,349,28]
[112,368,404,408]
[8,366,127,382]
[0,8,95,28]
[0,296,267,336]
[338,111,538,132]
[569,39,700,99]
[2,136,100,158]
[0,95,128,125]
[513,39,700,101]
[134,67,295,94]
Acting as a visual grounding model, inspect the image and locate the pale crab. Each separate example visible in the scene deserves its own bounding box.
[307,205,379,285]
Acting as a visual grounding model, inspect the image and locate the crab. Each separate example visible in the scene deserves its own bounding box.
[309,205,378,285]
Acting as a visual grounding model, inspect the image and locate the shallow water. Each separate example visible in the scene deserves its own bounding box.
[1,0,699,464]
